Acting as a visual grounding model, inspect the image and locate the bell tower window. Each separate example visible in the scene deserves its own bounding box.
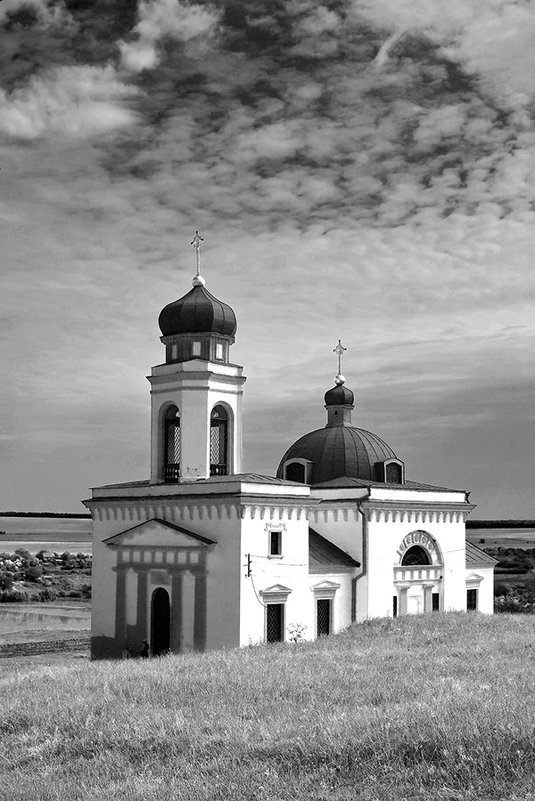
[210,405,228,476]
[164,406,180,482]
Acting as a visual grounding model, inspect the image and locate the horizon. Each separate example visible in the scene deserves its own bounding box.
[1,0,534,518]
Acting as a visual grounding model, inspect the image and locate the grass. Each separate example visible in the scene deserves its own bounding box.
[2,614,535,800]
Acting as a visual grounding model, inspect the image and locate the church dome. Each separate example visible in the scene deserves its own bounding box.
[159,284,237,338]
[276,425,399,485]
[324,384,354,406]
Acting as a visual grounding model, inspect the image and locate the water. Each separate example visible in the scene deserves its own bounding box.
[0,603,91,635]
[0,540,92,555]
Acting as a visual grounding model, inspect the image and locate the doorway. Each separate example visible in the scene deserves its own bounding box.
[151,587,170,655]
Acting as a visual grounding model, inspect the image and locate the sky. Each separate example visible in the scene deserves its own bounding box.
[1,0,535,517]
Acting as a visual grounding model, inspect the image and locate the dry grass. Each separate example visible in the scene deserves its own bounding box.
[2,613,535,800]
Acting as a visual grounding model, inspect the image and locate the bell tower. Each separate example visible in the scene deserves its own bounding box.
[148,233,246,482]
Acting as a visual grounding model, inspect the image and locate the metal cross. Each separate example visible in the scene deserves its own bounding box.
[191,230,204,276]
[333,339,347,375]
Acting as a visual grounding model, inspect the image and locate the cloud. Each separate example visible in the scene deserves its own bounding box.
[119,0,220,73]
[0,64,139,139]
[0,0,69,27]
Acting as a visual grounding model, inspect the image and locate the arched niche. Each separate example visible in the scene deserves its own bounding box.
[210,403,232,476]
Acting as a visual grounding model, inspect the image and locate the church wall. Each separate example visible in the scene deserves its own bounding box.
[239,510,313,645]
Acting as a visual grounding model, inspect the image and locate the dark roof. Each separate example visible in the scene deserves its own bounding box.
[94,474,305,491]
[311,476,459,492]
[466,541,498,567]
[159,284,237,337]
[324,384,354,406]
[309,528,360,571]
[466,520,535,529]
[277,425,398,484]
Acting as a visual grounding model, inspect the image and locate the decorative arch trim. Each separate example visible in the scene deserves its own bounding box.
[395,530,442,565]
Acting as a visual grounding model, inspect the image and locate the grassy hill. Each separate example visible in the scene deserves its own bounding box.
[2,613,535,801]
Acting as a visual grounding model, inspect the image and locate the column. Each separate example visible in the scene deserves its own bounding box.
[423,586,433,613]
[193,572,207,652]
[399,587,408,616]
[136,570,148,643]
[170,572,183,653]
[114,568,127,646]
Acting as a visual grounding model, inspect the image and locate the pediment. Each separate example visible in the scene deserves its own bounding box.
[259,583,292,596]
[466,572,484,583]
[311,580,341,591]
[104,518,216,549]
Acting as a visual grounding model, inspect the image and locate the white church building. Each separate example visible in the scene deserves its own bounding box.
[85,235,496,659]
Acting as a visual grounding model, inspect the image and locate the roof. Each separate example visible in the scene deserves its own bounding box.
[277,425,398,485]
[158,284,237,338]
[95,473,302,491]
[309,528,360,572]
[103,518,216,546]
[466,520,535,529]
[312,476,460,492]
[465,541,498,567]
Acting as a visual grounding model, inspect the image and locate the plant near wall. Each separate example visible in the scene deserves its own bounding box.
[287,623,307,643]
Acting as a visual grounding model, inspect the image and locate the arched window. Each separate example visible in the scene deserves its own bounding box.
[386,462,403,484]
[210,405,228,476]
[285,462,306,483]
[401,545,431,566]
[164,406,180,482]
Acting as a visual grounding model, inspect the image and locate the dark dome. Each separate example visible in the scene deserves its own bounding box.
[324,384,354,406]
[159,284,237,338]
[276,426,398,484]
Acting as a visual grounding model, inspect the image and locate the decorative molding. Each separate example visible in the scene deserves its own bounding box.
[360,500,475,524]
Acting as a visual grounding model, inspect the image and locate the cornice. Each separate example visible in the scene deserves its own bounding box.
[360,499,475,524]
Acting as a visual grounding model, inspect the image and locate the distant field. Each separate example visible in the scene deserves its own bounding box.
[2,613,535,801]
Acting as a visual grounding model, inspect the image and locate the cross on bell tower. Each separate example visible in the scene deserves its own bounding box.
[333,339,347,386]
[191,230,205,286]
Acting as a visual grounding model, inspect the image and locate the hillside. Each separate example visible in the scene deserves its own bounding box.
[2,614,535,801]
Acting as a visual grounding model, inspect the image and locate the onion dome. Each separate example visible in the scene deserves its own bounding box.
[158,284,237,338]
[324,383,354,406]
[276,425,400,485]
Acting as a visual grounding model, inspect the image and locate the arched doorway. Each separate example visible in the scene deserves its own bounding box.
[151,588,170,656]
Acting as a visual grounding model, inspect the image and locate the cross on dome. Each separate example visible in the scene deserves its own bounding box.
[333,339,347,385]
[191,230,206,286]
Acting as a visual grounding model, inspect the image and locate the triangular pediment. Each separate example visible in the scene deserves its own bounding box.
[311,580,341,591]
[259,583,292,596]
[104,518,216,549]
[466,572,484,583]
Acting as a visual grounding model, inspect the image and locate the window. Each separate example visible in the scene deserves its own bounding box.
[401,546,431,566]
[285,462,306,483]
[467,589,478,611]
[386,462,403,483]
[266,603,284,643]
[215,343,224,360]
[210,405,228,475]
[163,406,180,482]
[171,343,178,362]
[316,599,331,636]
[192,341,201,357]
[269,530,282,556]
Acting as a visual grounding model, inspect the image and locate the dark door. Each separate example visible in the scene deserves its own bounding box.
[393,595,398,618]
[467,589,478,611]
[317,599,331,636]
[266,603,284,643]
[432,592,440,611]
[151,588,170,655]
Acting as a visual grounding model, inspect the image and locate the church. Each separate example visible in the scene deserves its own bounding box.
[85,234,496,659]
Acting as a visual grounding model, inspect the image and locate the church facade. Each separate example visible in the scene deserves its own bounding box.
[85,236,495,659]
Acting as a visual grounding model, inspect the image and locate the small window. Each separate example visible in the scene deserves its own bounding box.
[386,462,403,483]
[285,462,306,483]
[317,599,331,636]
[215,343,224,360]
[171,343,178,361]
[269,530,282,556]
[467,588,478,611]
[192,341,201,357]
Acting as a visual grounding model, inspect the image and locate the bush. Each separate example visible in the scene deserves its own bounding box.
[24,565,43,582]
[38,588,58,602]
[0,588,28,602]
[0,571,13,591]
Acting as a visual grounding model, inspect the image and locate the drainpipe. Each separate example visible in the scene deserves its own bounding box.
[352,494,369,622]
